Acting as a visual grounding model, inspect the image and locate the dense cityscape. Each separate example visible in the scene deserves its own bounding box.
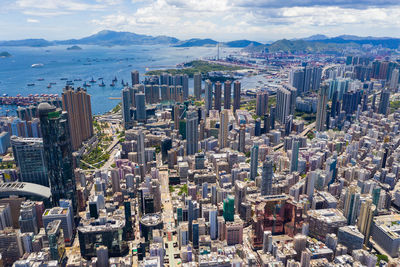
[2,38,400,267]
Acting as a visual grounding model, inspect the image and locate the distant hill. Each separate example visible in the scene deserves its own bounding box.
[225,40,263,47]
[1,31,400,50]
[174,38,218,47]
[0,38,53,47]
[67,45,82,50]
[57,30,180,46]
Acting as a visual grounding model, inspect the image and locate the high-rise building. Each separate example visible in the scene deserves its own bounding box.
[135,92,146,122]
[0,228,23,266]
[316,84,329,131]
[122,88,133,129]
[250,145,259,180]
[131,70,139,86]
[343,185,360,225]
[290,68,304,94]
[233,81,241,113]
[38,103,76,209]
[357,199,375,245]
[214,82,222,112]
[224,80,232,110]
[46,219,66,263]
[389,69,399,90]
[290,140,300,173]
[43,206,74,244]
[256,91,268,116]
[261,157,273,196]
[209,208,218,240]
[19,201,38,234]
[204,80,213,115]
[219,110,229,148]
[137,130,146,168]
[11,136,48,187]
[96,245,109,267]
[194,73,202,99]
[234,181,246,213]
[186,110,198,155]
[378,90,390,115]
[276,85,296,124]
[223,195,234,222]
[238,125,245,153]
[62,87,93,150]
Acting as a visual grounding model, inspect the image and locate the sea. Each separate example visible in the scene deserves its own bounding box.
[0,45,240,115]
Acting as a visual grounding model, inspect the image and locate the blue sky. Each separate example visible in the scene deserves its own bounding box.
[1,0,400,42]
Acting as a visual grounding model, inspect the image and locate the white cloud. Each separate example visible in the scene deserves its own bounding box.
[26,18,39,23]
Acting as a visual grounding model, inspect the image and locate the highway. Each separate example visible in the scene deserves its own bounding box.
[273,121,316,151]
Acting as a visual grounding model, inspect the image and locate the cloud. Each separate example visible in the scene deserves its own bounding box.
[233,0,400,9]
[26,18,39,23]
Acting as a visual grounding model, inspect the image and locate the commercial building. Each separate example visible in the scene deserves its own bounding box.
[38,102,76,209]
[43,207,74,244]
[371,214,400,257]
[307,209,347,241]
[11,136,48,187]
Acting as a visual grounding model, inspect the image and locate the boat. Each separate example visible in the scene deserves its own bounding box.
[99,81,105,87]
[90,77,96,83]
[121,80,125,85]
[27,83,35,86]
[110,81,115,87]
[50,82,57,85]
[83,82,91,87]
[31,63,44,68]
[66,81,74,86]
[37,78,44,81]
[113,76,118,82]
[74,78,82,81]
[98,77,103,80]
[60,78,68,80]
[47,84,51,88]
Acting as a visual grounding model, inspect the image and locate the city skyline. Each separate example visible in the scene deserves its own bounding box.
[1,0,400,41]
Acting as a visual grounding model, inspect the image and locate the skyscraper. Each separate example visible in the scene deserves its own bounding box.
[250,145,259,181]
[209,208,218,240]
[11,136,48,187]
[290,140,300,173]
[233,80,241,113]
[224,80,232,110]
[131,70,139,86]
[261,157,273,196]
[194,73,202,100]
[316,84,329,132]
[276,86,292,124]
[357,199,376,245]
[204,80,213,115]
[186,110,198,155]
[389,69,399,90]
[137,130,146,168]
[378,90,390,115]
[343,185,360,225]
[219,109,229,149]
[135,92,146,122]
[62,87,93,150]
[214,82,222,112]
[238,125,245,153]
[38,102,76,210]
[122,88,133,129]
[256,91,269,117]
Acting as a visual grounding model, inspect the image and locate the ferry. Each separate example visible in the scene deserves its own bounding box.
[99,81,105,87]
[31,63,44,68]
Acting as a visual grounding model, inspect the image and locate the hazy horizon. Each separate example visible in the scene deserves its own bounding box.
[1,0,400,42]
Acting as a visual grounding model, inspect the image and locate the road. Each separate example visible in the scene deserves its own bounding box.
[273,121,316,151]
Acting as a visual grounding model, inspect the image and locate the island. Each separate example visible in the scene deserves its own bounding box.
[0,51,11,58]
[145,60,243,79]
[67,45,82,50]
